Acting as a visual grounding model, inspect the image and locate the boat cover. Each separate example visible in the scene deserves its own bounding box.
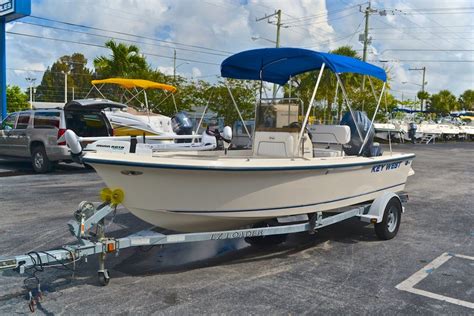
[221,47,387,85]
[91,78,177,92]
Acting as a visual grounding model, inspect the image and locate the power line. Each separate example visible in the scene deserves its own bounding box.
[18,21,230,58]
[281,3,365,24]
[372,15,441,52]
[6,31,221,66]
[28,15,233,54]
[401,0,474,45]
[285,11,360,28]
[370,24,474,30]
[304,30,363,49]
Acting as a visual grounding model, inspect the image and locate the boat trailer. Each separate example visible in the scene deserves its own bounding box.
[0,189,407,312]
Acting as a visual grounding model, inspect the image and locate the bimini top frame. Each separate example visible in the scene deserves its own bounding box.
[85,78,178,122]
[220,47,388,156]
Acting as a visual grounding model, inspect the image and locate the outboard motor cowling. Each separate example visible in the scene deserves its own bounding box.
[340,111,375,157]
[171,111,193,135]
[171,111,193,143]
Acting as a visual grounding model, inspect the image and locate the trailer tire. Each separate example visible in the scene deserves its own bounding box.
[245,220,288,246]
[375,197,402,240]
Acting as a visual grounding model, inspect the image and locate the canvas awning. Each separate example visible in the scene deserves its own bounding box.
[91,78,177,92]
[221,47,387,85]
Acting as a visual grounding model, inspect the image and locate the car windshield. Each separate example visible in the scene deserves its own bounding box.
[65,111,110,137]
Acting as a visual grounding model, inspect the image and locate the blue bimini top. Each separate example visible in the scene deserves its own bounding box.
[221,47,387,85]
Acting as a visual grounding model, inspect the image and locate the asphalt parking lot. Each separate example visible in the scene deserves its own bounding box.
[0,142,473,314]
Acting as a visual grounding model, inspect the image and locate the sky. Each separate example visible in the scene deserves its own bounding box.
[4,0,474,102]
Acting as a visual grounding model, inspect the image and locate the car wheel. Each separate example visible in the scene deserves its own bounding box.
[31,145,52,173]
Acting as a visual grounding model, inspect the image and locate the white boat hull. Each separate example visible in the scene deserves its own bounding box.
[84,152,415,232]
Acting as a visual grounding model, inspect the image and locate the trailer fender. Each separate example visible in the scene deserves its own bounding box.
[359,192,402,224]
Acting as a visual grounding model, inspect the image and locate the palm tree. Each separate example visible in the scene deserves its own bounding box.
[94,40,149,78]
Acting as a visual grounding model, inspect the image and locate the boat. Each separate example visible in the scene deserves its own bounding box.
[87,78,181,138]
[459,123,474,140]
[70,48,415,233]
[437,119,460,139]
[417,120,442,141]
[374,122,403,141]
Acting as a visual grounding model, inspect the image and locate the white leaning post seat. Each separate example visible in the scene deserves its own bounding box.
[310,125,351,157]
[311,125,351,144]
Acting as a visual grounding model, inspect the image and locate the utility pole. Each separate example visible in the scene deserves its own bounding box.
[361,2,372,63]
[25,77,36,109]
[409,67,427,111]
[173,49,177,80]
[359,2,378,110]
[63,72,67,103]
[256,9,282,98]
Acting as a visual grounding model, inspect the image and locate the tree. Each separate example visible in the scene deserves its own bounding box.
[94,40,149,78]
[429,90,459,114]
[7,85,29,112]
[35,53,93,102]
[417,90,430,110]
[458,89,474,111]
[283,45,393,123]
[207,79,259,126]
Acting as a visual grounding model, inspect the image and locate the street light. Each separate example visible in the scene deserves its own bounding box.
[173,61,189,80]
[251,35,277,45]
[401,81,428,87]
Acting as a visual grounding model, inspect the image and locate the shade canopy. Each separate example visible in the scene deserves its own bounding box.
[91,78,177,92]
[221,48,387,85]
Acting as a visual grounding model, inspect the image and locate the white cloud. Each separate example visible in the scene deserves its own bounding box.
[157,66,174,76]
[191,67,202,78]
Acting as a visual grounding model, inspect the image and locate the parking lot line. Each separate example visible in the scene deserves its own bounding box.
[396,252,474,309]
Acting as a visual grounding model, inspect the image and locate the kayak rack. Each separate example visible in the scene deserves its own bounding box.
[0,192,407,311]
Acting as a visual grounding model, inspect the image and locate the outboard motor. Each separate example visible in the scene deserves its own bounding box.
[408,122,417,144]
[204,126,233,154]
[171,111,193,143]
[340,111,376,157]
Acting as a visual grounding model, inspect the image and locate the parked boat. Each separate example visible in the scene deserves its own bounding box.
[374,122,403,141]
[88,78,179,138]
[69,48,415,232]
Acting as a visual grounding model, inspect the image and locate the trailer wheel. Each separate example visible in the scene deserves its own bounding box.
[245,220,287,246]
[375,197,402,240]
[98,270,110,286]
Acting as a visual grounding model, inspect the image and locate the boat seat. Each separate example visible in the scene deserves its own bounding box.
[253,131,295,157]
[252,131,313,158]
[309,125,351,145]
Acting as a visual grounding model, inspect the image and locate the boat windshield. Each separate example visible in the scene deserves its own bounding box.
[255,98,303,132]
